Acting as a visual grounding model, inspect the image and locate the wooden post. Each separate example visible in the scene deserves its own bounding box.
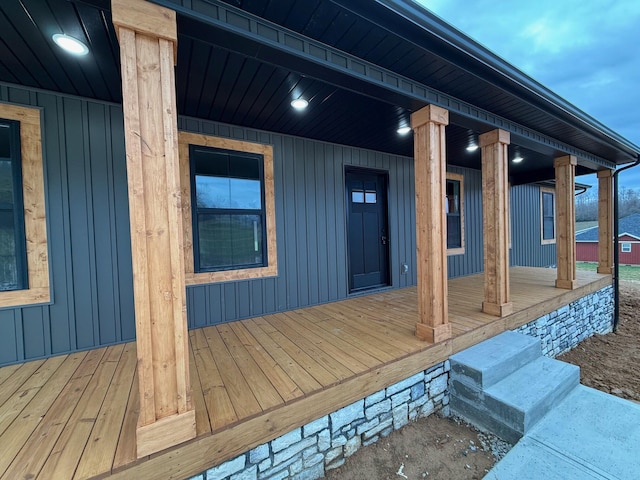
[411,105,451,343]
[479,130,513,316]
[555,155,578,289]
[112,0,195,458]
[597,169,614,274]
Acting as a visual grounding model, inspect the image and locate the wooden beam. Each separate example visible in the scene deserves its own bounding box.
[597,169,614,274]
[479,129,512,316]
[411,105,451,343]
[554,155,578,289]
[111,0,195,458]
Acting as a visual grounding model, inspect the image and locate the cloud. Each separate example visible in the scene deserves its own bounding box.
[416,0,640,149]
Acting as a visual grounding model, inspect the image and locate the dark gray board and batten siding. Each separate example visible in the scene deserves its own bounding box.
[0,83,555,366]
[0,84,135,366]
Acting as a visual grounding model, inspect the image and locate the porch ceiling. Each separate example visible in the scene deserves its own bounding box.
[0,0,636,181]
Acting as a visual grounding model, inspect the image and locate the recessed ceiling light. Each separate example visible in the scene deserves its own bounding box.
[291,98,308,111]
[512,156,524,164]
[52,34,89,56]
[466,144,479,152]
[397,126,412,135]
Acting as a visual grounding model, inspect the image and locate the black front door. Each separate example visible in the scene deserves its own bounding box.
[346,168,390,292]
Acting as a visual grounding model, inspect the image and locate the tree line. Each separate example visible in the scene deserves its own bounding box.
[576,187,640,221]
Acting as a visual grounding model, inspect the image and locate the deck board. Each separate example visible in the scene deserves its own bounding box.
[0,267,612,480]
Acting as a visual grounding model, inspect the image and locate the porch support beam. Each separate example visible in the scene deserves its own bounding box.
[112,0,195,458]
[479,129,513,316]
[554,155,578,289]
[411,105,451,343]
[597,169,614,274]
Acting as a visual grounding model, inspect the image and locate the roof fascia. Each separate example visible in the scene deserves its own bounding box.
[344,0,640,160]
[149,0,616,170]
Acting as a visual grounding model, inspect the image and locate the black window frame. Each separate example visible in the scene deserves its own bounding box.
[0,118,28,292]
[446,177,462,250]
[541,189,555,242]
[189,144,268,273]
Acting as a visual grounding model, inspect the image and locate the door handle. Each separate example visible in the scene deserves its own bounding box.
[381,235,387,245]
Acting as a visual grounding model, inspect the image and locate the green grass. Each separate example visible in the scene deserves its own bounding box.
[577,262,640,282]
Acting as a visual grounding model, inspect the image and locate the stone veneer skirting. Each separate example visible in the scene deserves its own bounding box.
[190,285,614,480]
[516,285,614,357]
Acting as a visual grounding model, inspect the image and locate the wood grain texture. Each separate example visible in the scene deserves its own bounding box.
[0,267,611,480]
[112,0,194,457]
[0,103,50,308]
[597,169,614,274]
[554,155,578,290]
[411,105,450,342]
[479,129,512,316]
[178,132,278,285]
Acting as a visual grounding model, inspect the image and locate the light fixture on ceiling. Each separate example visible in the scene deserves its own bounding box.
[466,144,479,152]
[290,98,309,111]
[397,126,412,135]
[52,34,89,56]
[512,156,524,164]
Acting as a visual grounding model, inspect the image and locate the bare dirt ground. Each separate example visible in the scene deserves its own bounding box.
[325,282,640,480]
[559,281,640,403]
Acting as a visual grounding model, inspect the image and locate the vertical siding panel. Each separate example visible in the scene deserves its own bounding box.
[88,103,117,345]
[43,92,76,355]
[272,135,287,312]
[315,143,329,303]
[0,310,18,364]
[22,307,45,359]
[237,281,251,319]
[283,136,298,309]
[294,138,309,307]
[326,145,339,301]
[224,283,237,321]
[110,106,135,341]
[64,97,95,350]
[335,147,348,296]
[305,141,319,305]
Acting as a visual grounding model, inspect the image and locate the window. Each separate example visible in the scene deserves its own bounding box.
[191,146,266,272]
[178,132,277,285]
[621,242,632,253]
[446,173,464,254]
[0,119,28,291]
[0,104,50,307]
[540,187,556,244]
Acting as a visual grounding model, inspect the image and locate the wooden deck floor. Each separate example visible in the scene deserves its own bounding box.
[0,267,611,480]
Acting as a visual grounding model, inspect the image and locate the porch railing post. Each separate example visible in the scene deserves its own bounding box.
[411,105,451,343]
[555,155,578,289]
[597,169,614,274]
[111,0,195,458]
[479,129,513,316]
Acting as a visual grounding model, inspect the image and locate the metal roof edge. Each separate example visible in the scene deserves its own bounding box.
[359,0,640,158]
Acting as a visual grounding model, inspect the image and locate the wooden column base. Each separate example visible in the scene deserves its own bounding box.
[415,322,452,343]
[482,301,513,317]
[597,266,613,275]
[555,279,577,290]
[136,410,196,458]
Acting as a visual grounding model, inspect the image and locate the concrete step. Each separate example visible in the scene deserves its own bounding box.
[451,356,580,443]
[449,330,541,390]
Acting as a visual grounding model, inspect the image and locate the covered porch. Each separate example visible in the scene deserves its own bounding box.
[0,267,611,480]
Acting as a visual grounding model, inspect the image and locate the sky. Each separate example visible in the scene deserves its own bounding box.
[416,0,640,189]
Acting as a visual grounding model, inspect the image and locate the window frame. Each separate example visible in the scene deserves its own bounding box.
[0,103,50,308]
[446,172,465,255]
[621,242,632,253]
[178,132,277,285]
[190,144,268,273]
[1,118,28,291]
[540,187,556,245]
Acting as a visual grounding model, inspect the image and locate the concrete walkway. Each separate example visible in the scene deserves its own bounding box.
[485,385,640,479]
